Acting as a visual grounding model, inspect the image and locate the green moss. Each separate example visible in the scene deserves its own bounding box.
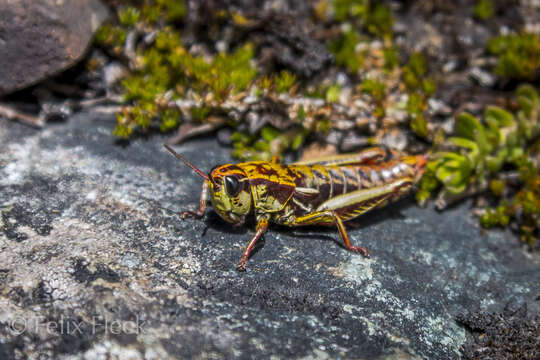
[332,0,393,37]
[416,161,442,204]
[488,33,540,79]
[360,79,386,101]
[315,117,332,134]
[328,29,365,73]
[325,84,342,103]
[473,0,494,20]
[160,109,180,132]
[421,78,436,97]
[403,53,428,91]
[231,126,309,161]
[410,113,429,138]
[332,0,368,22]
[275,71,296,93]
[162,0,187,22]
[328,0,395,72]
[402,53,435,138]
[481,155,539,247]
[360,78,387,117]
[118,6,141,27]
[489,179,505,196]
[406,93,428,137]
[363,2,393,37]
[480,205,510,227]
[114,31,257,138]
[172,43,257,99]
[260,126,280,142]
[383,46,399,70]
[94,24,127,47]
[191,107,210,122]
[113,111,134,138]
[141,0,186,24]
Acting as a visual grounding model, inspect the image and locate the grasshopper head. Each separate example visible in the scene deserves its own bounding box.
[208,165,252,225]
[163,144,252,225]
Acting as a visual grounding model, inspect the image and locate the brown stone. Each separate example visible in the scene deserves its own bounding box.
[0,0,109,96]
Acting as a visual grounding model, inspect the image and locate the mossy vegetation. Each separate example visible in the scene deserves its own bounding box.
[473,0,495,20]
[97,0,434,156]
[488,33,540,80]
[96,0,317,157]
[327,0,394,74]
[331,0,393,38]
[326,2,437,136]
[328,29,365,73]
[402,53,436,138]
[231,127,309,161]
[113,28,257,137]
[417,85,540,246]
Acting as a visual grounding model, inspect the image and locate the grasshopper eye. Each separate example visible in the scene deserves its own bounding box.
[224,176,240,197]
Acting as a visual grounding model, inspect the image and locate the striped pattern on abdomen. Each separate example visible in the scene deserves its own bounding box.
[289,159,416,211]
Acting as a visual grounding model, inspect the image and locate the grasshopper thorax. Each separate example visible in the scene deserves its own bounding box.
[208,164,252,225]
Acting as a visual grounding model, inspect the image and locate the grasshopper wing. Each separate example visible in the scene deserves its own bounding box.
[293,147,388,167]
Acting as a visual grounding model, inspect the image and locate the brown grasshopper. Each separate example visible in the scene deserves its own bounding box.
[164,144,427,271]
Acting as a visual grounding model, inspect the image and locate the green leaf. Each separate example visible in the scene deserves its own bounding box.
[261,126,280,141]
[456,112,491,154]
[445,183,467,195]
[516,84,539,117]
[473,0,494,20]
[484,106,514,127]
[449,137,480,165]
[411,113,429,138]
[326,84,341,103]
[448,137,478,151]
[484,117,501,147]
[516,84,539,104]
[455,112,482,140]
[485,153,504,172]
[508,146,524,161]
[291,132,305,150]
[435,165,456,183]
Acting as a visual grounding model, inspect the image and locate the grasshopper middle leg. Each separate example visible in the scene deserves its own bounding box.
[292,210,370,257]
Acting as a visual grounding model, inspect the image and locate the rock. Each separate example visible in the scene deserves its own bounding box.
[253,15,333,78]
[0,114,539,359]
[0,0,109,96]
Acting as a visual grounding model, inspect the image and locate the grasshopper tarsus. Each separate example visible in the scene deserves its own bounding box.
[180,210,204,219]
[347,246,370,257]
[236,261,247,272]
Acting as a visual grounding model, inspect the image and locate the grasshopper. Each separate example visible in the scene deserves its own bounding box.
[164,144,427,271]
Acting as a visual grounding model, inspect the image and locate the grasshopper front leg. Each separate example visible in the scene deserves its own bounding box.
[181,180,210,219]
[237,215,270,272]
[291,178,413,257]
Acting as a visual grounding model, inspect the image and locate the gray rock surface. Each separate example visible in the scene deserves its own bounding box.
[0,0,109,96]
[0,114,539,359]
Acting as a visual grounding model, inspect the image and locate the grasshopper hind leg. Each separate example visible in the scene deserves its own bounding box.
[292,210,369,257]
[291,178,414,257]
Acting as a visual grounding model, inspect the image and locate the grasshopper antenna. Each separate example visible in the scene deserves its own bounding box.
[163,144,210,180]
